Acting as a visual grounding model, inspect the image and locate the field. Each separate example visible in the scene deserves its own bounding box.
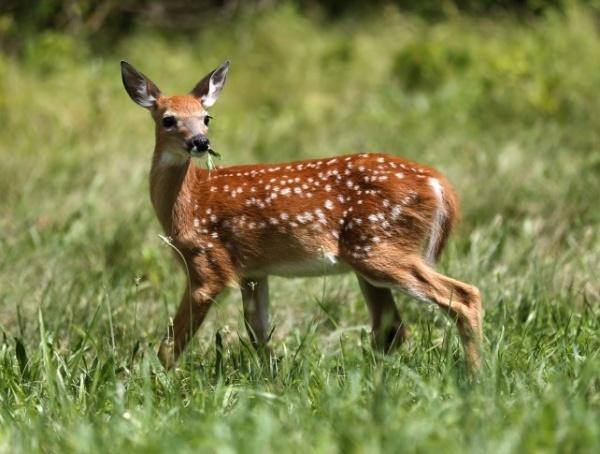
[1,4,599,452]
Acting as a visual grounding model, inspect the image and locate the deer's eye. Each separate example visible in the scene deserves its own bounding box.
[204,115,212,126]
[162,116,176,128]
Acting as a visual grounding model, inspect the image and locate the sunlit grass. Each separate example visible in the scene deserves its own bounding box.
[0,4,599,452]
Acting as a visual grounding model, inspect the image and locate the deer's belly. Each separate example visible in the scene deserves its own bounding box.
[245,253,351,278]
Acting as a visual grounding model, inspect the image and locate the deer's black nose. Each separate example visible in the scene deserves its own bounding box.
[187,135,210,153]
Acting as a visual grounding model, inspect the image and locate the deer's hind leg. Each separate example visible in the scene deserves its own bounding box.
[352,255,483,370]
[356,274,407,353]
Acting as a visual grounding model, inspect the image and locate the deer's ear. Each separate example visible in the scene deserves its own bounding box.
[120,61,161,108]
[190,61,230,107]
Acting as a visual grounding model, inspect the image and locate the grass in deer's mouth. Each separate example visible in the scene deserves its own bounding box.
[204,149,220,171]
[1,3,599,453]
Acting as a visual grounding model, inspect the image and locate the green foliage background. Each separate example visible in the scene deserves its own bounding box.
[0,1,599,452]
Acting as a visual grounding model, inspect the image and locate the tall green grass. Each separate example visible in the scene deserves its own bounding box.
[1,4,599,452]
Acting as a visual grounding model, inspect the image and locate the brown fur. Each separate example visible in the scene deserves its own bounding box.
[121,65,482,371]
[149,147,482,370]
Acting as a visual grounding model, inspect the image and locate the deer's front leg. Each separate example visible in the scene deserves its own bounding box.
[241,277,271,349]
[158,280,225,369]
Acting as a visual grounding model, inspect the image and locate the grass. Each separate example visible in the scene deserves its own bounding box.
[1,4,599,452]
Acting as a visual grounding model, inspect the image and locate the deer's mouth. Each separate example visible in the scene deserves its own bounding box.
[189,148,208,158]
[189,147,220,159]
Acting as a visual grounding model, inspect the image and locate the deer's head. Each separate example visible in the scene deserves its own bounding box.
[121,60,229,160]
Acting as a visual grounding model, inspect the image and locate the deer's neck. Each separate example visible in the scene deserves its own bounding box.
[149,148,206,236]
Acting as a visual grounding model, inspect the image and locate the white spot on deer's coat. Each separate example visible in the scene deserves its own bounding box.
[324,200,334,210]
[193,218,200,228]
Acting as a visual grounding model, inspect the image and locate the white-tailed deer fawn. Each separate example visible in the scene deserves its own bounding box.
[121,60,483,370]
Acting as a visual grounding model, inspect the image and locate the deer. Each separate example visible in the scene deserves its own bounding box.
[120,60,483,371]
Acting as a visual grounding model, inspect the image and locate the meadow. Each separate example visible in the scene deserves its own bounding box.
[0,3,599,452]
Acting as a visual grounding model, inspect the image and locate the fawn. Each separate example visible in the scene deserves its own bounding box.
[120,60,483,370]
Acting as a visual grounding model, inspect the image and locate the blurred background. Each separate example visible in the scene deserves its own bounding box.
[1,1,600,451]
[1,0,599,352]
[1,0,599,353]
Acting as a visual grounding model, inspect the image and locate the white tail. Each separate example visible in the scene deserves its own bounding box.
[120,60,483,371]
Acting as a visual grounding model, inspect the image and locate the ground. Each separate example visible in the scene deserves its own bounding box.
[0,5,599,452]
